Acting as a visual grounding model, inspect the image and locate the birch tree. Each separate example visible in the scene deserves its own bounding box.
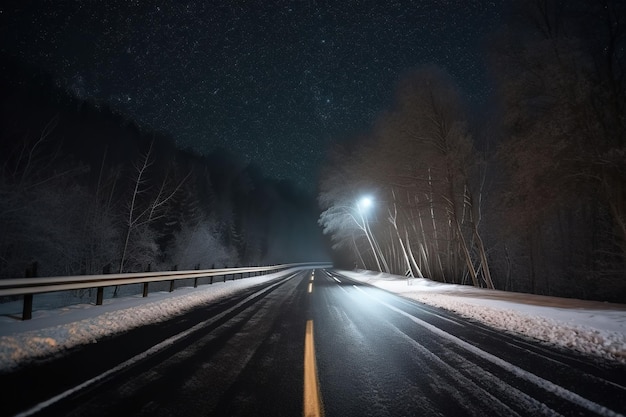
[371,67,494,287]
[317,68,494,287]
[317,141,388,271]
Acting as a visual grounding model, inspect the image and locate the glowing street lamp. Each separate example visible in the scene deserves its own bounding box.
[358,196,373,210]
[326,195,387,272]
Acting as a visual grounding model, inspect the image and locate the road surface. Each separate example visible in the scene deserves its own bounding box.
[3,269,625,416]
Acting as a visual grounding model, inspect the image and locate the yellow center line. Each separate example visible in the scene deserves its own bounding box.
[303,320,324,417]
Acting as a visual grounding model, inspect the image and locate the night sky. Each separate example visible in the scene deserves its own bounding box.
[1,1,505,191]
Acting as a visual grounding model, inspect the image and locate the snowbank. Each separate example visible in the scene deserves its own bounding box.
[0,273,287,372]
[338,270,626,364]
[1,268,625,372]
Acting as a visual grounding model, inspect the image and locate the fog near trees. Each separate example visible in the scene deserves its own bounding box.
[0,61,327,279]
[318,0,626,302]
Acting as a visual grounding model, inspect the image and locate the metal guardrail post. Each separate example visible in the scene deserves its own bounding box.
[0,263,333,318]
[97,263,110,305]
[22,262,37,320]
[22,294,33,320]
[170,264,177,292]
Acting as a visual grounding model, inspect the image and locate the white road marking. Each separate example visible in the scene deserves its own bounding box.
[353,285,624,417]
[12,274,297,417]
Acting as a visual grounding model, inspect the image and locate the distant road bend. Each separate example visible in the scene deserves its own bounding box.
[3,269,625,417]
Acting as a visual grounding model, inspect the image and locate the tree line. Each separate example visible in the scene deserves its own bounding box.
[0,60,327,279]
[317,0,626,302]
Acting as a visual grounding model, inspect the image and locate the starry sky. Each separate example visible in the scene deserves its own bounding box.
[1,0,505,191]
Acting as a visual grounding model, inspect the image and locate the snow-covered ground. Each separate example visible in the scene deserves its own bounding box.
[339,270,626,364]
[0,271,293,372]
[0,268,625,373]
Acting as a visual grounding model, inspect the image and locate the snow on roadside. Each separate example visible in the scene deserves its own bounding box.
[337,270,626,364]
[0,273,288,372]
[2,268,625,372]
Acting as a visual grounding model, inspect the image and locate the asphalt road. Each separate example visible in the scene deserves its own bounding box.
[3,269,626,417]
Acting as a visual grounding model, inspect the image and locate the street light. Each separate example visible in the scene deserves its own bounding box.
[358,196,373,210]
[323,195,387,272]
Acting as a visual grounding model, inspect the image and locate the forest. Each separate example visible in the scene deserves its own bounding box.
[317,0,626,303]
[1,0,624,304]
[0,60,328,280]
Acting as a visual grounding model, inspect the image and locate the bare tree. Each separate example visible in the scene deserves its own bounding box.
[0,115,92,278]
[118,141,190,273]
[371,67,494,287]
[317,67,494,287]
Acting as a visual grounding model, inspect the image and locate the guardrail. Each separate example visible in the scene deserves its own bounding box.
[0,262,332,320]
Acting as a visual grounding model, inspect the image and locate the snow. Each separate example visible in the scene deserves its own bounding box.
[1,268,625,373]
[0,271,292,372]
[338,270,626,364]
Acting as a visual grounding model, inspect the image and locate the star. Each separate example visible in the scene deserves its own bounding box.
[0,0,506,191]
